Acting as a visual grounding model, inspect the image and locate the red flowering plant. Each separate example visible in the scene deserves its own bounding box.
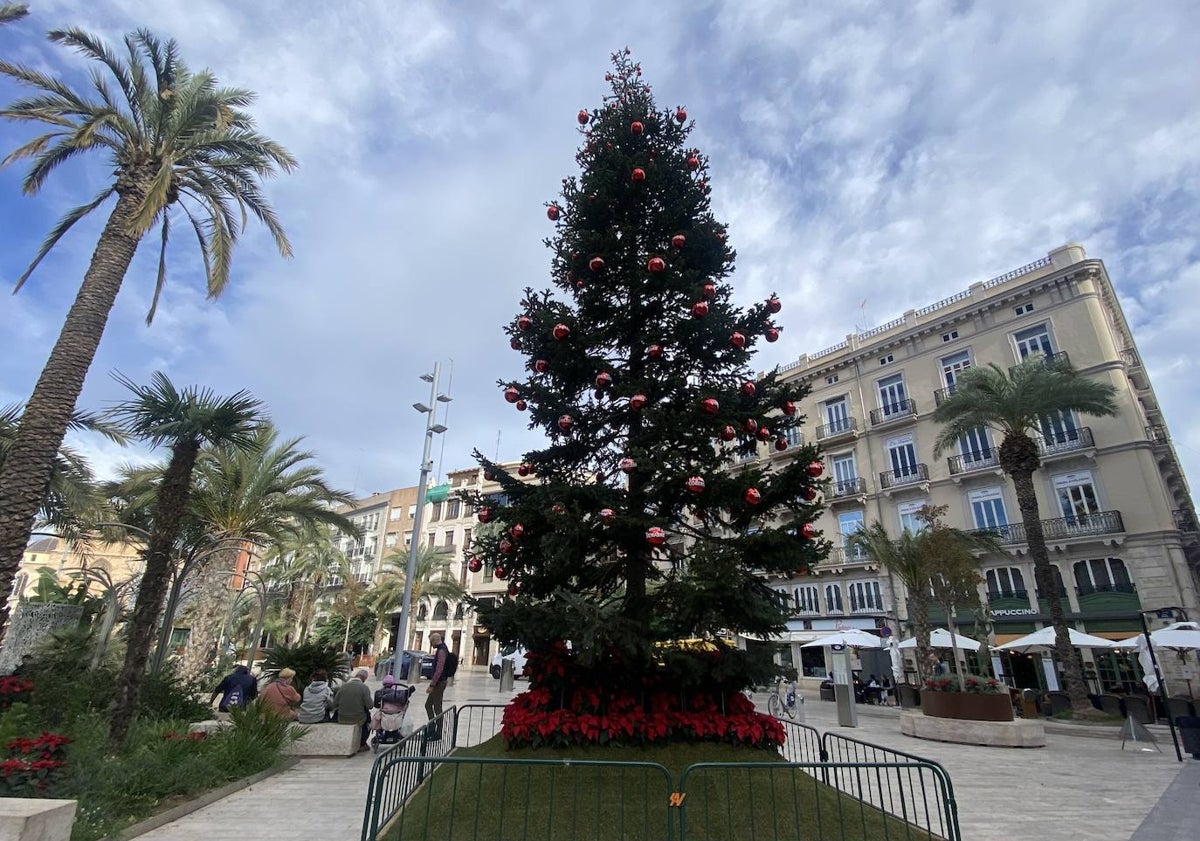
[0,676,34,711]
[0,732,70,796]
[922,674,1004,694]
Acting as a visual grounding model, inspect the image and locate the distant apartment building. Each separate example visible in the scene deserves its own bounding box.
[758,244,1198,692]
[10,536,144,606]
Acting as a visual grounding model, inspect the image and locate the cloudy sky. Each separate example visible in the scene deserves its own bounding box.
[1,0,1197,500]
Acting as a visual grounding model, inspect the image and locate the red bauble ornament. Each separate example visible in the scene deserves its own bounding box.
[801,486,818,501]
[702,283,716,299]
[743,418,758,434]
[767,295,782,314]
[743,487,762,505]
[504,386,520,404]
[533,359,549,373]
[499,539,513,555]
[589,256,605,272]
[806,461,824,477]
[629,394,648,410]
[553,323,570,340]
[517,315,532,331]
[675,107,687,123]
[557,414,574,432]
[757,427,772,443]
[647,256,665,272]
[686,476,706,494]
[517,464,530,477]
[521,462,535,476]
[577,109,589,124]
[510,523,525,539]
[515,400,527,412]
[801,522,817,540]
[718,425,736,441]
[477,507,492,524]
[646,527,667,545]
[783,401,797,416]
[740,381,756,398]
[686,155,700,170]
[701,397,720,415]
[547,205,561,221]
[510,338,521,351]
[647,344,664,359]
[774,437,788,452]
[631,167,646,182]
[671,234,686,249]
[494,565,508,580]
[631,120,644,134]
[484,470,497,481]
[765,328,780,343]
[691,301,709,318]
[600,508,615,525]
[619,458,636,474]
[507,582,520,597]
[595,371,612,388]
[467,556,482,573]
[730,332,746,349]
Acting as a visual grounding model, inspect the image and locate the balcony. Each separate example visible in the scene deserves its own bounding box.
[947,449,1001,475]
[1009,350,1071,376]
[815,417,858,442]
[1146,424,1169,444]
[879,463,929,490]
[828,477,867,500]
[827,546,871,566]
[1075,581,1141,613]
[869,399,917,427]
[933,384,958,406]
[974,510,1125,545]
[1075,581,1136,597]
[1037,426,1094,458]
[1174,509,1198,533]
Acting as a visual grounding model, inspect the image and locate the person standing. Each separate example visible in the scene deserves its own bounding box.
[298,669,335,724]
[260,667,302,719]
[334,668,374,751]
[210,664,258,713]
[424,633,457,733]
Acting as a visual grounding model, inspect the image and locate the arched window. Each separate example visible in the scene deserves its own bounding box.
[824,584,843,614]
[416,604,428,621]
[985,568,1026,599]
[454,603,465,620]
[1073,558,1132,595]
[432,601,449,621]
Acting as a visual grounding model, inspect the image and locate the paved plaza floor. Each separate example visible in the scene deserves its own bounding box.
[131,671,1192,840]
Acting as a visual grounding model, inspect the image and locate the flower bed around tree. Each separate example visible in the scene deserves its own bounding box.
[920,675,1013,722]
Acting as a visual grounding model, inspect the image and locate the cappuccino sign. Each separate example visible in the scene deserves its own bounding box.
[993,608,1037,617]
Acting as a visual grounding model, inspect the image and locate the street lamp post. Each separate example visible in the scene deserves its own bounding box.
[392,363,451,681]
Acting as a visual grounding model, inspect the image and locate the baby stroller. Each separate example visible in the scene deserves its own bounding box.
[370,683,416,753]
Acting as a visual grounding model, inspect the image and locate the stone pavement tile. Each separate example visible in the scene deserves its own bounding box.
[1129,759,1200,841]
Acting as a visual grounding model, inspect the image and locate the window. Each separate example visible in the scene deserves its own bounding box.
[958,426,993,463]
[877,373,907,416]
[1073,558,1132,595]
[444,530,456,548]
[940,350,972,388]
[886,434,919,478]
[782,425,802,446]
[824,584,844,614]
[831,453,858,495]
[446,499,461,520]
[969,487,1008,530]
[1014,302,1035,315]
[942,330,959,342]
[455,603,466,620]
[793,585,819,614]
[432,601,449,621]
[463,528,472,550]
[897,500,927,534]
[408,505,417,517]
[429,502,442,522]
[385,533,398,548]
[879,354,894,366]
[986,567,1026,598]
[1039,410,1079,446]
[838,511,865,559]
[427,531,436,548]
[1014,323,1054,359]
[403,531,413,547]
[389,507,402,521]
[483,564,494,582]
[849,581,884,613]
[416,604,428,621]
[823,397,851,433]
[1053,471,1100,520]
[826,374,839,385]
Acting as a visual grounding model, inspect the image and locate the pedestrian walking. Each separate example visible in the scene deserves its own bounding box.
[424,633,458,736]
[334,668,374,751]
[210,664,257,712]
[260,667,302,720]
[298,669,335,724]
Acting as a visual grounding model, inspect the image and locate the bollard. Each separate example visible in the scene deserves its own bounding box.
[499,657,515,692]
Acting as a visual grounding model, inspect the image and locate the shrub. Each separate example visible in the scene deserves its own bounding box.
[259,642,349,693]
[0,676,34,711]
[0,732,70,796]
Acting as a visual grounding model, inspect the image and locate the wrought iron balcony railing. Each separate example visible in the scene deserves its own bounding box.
[879,463,929,489]
[947,449,1000,474]
[933,384,958,406]
[973,510,1124,545]
[1075,581,1137,597]
[869,399,917,426]
[986,589,1029,602]
[1038,426,1093,457]
[829,477,867,498]
[828,546,871,565]
[815,417,858,441]
[1146,424,1169,444]
[1010,350,1071,376]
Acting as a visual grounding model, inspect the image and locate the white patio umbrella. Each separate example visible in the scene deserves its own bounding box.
[1114,623,1200,695]
[994,626,1117,653]
[897,628,982,651]
[800,629,884,649]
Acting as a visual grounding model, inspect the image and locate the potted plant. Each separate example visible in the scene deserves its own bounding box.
[921,674,1014,721]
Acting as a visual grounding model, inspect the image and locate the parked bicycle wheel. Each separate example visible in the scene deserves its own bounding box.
[768,693,782,718]
[783,698,797,719]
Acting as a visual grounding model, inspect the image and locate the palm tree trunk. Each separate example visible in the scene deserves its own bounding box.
[179,548,241,681]
[908,592,936,682]
[109,439,201,751]
[0,191,145,645]
[1011,468,1091,711]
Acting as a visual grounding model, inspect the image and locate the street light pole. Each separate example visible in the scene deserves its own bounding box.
[392,363,450,681]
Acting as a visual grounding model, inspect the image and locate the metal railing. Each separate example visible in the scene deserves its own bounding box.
[816,417,858,441]
[932,384,958,406]
[879,464,929,489]
[1038,426,1093,456]
[869,399,917,426]
[987,589,1028,602]
[827,545,871,565]
[453,703,506,748]
[829,476,867,498]
[361,709,457,841]
[1146,424,1169,444]
[1009,350,1070,376]
[982,254,1052,287]
[974,510,1124,544]
[1075,581,1136,596]
[947,449,999,474]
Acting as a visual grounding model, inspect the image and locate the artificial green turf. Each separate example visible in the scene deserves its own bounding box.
[383,737,939,841]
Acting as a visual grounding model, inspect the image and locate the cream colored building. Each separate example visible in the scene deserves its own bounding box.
[758,244,1198,692]
[9,535,144,607]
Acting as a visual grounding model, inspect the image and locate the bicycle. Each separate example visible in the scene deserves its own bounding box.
[767,677,802,720]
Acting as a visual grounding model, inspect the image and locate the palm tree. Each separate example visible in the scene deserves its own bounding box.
[260,524,345,643]
[104,372,264,750]
[364,546,465,654]
[0,29,295,642]
[177,426,353,679]
[0,4,28,25]
[933,357,1118,711]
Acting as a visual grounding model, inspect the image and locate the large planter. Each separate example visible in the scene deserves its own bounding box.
[921,690,1014,722]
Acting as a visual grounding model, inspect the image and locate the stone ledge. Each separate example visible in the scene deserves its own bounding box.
[0,797,77,841]
[187,720,360,757]
[900,710,1046,747]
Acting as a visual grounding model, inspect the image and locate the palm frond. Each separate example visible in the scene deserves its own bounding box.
[0,4,29,25]
[147,211,170,324]
[11,186,115,291]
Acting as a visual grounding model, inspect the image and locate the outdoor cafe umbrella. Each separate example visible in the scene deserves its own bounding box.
[1115,622,1200,695]
[897,628,982,651]
[800,629,884,650]
[994,626,1116,653]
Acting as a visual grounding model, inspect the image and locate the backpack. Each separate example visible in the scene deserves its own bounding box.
[224,684,244,709]
[442,647,458,679]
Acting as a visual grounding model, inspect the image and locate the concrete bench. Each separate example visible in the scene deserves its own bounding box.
[0,798,77,841]
[187,719,360,757]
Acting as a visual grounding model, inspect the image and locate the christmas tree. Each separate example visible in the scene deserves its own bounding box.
[464,51,830,749]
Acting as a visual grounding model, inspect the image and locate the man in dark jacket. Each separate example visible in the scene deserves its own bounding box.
[211,664,257,712]
[425,633,453,735]
[334,668,374,751]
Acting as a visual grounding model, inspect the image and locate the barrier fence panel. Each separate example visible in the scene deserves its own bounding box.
[677,761,957,841]
[370,755,676,841]
[452,703,506,748]
[361,710,456,841]
[820,733,959,841]
[778,719,826,764]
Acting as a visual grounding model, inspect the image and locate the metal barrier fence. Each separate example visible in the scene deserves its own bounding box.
[778,719,825,764]
[360,709,456,841]
[452,703,506,748]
